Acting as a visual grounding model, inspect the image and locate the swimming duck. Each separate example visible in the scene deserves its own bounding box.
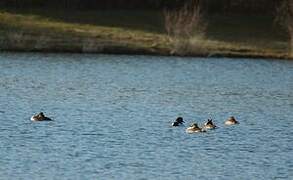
[172,117,185,126]
[225,116,238,125]
[203,119,217,129]
[186,123,206,133]
[31,112,52,121]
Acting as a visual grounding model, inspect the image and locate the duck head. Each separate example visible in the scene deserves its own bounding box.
[172,117,184,126]
[225,116,239,125]
[176,117,184,124]
[190,123,199,128]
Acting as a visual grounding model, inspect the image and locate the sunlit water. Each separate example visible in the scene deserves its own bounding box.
[0,53,292,179]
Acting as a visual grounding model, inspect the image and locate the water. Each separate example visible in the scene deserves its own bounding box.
[0,53,292,179]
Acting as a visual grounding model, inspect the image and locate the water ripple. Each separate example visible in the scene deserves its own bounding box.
[0,53,293,179]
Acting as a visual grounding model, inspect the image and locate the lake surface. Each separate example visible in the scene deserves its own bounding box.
[0,53,292,179]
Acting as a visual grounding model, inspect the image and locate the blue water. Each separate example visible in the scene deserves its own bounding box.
[0,53,292,179]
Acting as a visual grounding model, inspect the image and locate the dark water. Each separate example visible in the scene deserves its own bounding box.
[0,53,292,179]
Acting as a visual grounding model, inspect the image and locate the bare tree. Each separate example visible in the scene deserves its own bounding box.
[164,0,205,39]
[163,0,206,55]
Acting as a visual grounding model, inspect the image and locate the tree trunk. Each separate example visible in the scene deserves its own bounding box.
[289,27,293,57]
[288,0,293,56]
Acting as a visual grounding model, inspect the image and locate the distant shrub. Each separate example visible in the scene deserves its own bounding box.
[276,0,293,56]
[163,0,205,38]
[163,0,206,55]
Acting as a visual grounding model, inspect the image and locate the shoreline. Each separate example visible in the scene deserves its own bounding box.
[1,48,291,60]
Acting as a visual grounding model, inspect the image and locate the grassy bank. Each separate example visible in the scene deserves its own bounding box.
[0,8,291,59]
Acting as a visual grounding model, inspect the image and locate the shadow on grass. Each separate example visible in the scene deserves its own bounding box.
[206,14,287,42]
[0,7,166,34]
